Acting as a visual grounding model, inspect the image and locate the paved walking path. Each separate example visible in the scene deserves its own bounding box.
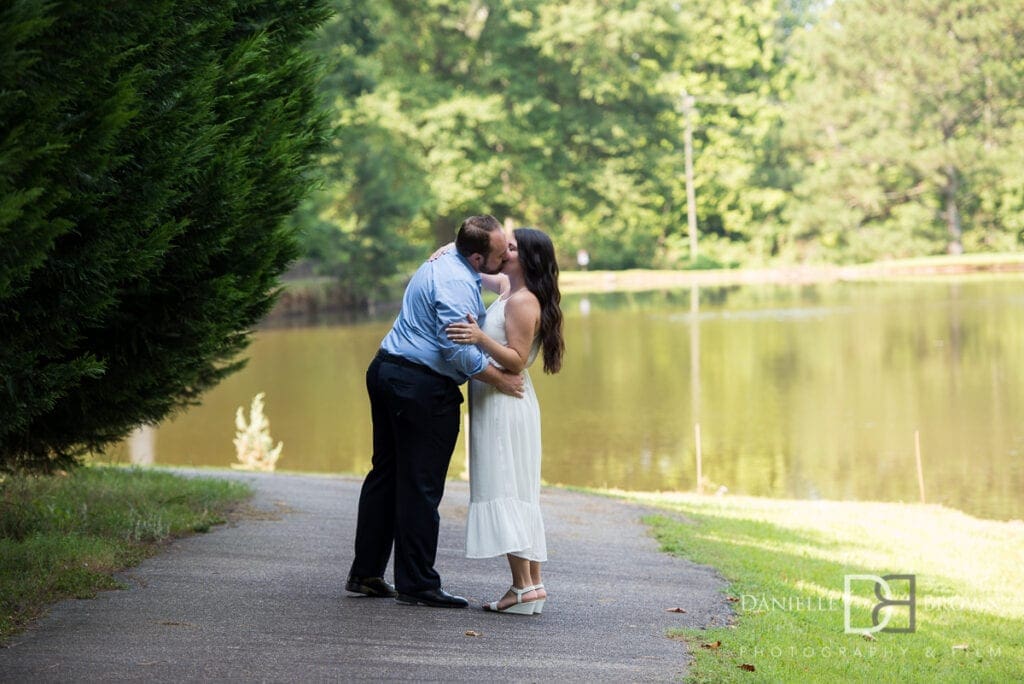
[0,471,730,681]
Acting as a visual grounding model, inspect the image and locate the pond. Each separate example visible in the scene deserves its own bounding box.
[112,276,1024,521]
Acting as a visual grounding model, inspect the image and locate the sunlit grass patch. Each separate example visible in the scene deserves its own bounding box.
[0,466,250,641]
[624,492,1024,682]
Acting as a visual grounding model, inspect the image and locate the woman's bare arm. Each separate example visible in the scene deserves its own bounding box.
[480,273,511,296]
[446,291,539,373]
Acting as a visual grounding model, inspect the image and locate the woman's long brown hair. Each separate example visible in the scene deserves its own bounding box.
[514,228,564,374]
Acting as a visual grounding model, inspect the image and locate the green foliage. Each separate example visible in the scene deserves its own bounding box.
[507,1,689,269]
[661,0,801,266]
[784,0,1024,261]
[295,0,809,286]
[0,465,251,640]
[297,0,1024,301]
[0,1,332,470]
[289,0,430,302]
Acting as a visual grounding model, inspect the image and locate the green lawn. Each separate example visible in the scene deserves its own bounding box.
[623,492,1024,682]
[0,466,251,641]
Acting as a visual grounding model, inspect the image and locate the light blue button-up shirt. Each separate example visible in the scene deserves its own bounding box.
[379,249,489,383]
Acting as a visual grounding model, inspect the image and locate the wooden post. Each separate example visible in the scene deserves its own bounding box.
[695,422,703,495]
[681,90,699,263]
[914,429,926,504]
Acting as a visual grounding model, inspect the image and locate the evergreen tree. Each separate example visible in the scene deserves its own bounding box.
[0,0,332,471]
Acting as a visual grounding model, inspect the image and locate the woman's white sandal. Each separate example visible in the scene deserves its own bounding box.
[531,583,546,614]
[484,585,538,615]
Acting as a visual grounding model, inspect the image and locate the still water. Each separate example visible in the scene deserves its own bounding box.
[113,277,1024,521]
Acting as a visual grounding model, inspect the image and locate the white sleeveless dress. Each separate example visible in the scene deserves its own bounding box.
[465,295,547,561]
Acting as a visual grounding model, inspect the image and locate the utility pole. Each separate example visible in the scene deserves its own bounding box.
[681,89,698,262]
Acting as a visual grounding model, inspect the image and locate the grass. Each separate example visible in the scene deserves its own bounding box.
[0,465,251,641]
[620,491,1024,683]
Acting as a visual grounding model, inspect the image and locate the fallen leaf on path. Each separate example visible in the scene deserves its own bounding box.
[861,633,876,642]
[701,641,722,650]
[464,630,482,637]
[726,596,739,602]
[665,607,687,613]
[738,663,756,672]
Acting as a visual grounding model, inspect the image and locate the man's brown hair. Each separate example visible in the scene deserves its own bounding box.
[455,215,503,258]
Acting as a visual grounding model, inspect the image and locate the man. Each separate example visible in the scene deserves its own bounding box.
[347,215,524,608]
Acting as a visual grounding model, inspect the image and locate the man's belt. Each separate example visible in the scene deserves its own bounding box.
[376,349,451,381]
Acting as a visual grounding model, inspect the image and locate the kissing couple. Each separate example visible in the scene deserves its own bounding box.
[346,214,565,614]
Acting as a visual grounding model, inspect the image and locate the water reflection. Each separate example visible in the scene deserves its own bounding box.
[108,277,1024,521]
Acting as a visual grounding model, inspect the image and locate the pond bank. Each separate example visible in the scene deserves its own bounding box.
[560,253,1024,295]
[270,253,1024,323]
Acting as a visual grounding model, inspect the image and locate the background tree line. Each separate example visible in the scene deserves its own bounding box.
[296,0,1024,303]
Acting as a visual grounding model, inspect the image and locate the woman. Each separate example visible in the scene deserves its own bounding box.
[446,227,564,615]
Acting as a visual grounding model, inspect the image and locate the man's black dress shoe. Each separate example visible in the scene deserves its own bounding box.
[346,576,397,598]
[395,587,469,608]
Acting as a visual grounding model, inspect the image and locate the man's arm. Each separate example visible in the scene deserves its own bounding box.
[473,363,525,398]
[432,262,491,377]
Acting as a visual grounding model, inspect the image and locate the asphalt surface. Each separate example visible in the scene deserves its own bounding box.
[0,471,731,682]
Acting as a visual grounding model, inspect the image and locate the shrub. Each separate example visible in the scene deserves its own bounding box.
[0,1,332,471]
